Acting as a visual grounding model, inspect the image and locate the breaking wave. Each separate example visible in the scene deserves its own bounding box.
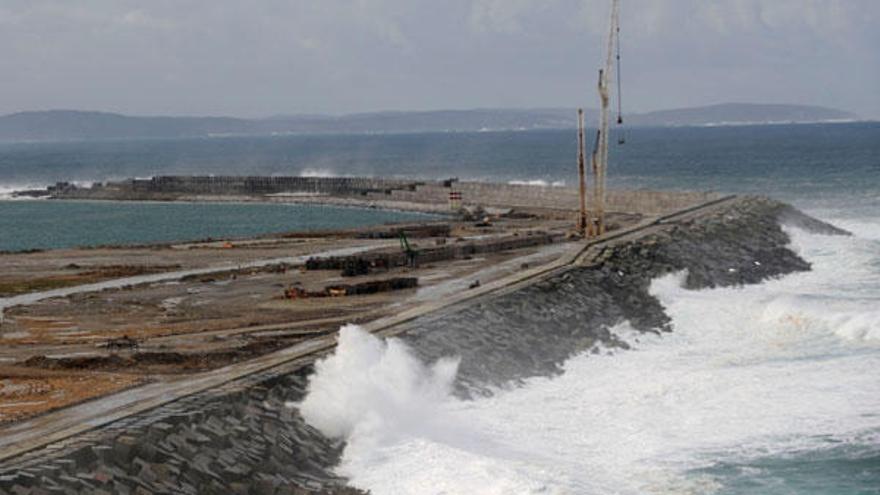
[507,179,565,187]
[300,168,338,178]
[299,325,459,440]
[298,325,463,482]
[0,183,49,200]
[298,220,880,494]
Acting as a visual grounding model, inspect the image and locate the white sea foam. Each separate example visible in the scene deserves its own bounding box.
[300,168,338,178]
[507,179,565,187]
[299,325,459,439]
[298,325,464,477]
[0,183,49,200]
[298,223,880,494]
[824,217,880,242]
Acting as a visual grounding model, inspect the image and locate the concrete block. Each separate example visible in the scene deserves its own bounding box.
[110,481,132,495]
[91,446,114,464]
[137,463,158,485]
[55,475,80,487]
[252,474,278,495]
[112,436,139,464]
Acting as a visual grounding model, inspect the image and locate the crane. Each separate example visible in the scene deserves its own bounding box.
[398,229,417,267]
[590,0,621,236]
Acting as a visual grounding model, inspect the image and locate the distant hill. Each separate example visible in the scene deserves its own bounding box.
[0,104,860,142]
[627,103,858,127]
[0,110,250,141]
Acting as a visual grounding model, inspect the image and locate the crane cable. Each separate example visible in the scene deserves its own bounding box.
[616,25,623,124]
[615,23,625,144]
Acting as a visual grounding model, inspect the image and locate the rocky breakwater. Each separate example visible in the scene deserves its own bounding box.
[0,365,367,495]
[0,197,845,494]
[396,196,847,395]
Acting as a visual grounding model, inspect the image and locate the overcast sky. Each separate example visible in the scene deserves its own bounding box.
[1,0,878,118]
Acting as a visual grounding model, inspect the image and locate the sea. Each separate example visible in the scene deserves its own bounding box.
[1,122,879,493]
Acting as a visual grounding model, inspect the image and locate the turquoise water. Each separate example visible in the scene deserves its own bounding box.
[0,201,431,252]
[694,439,880,495]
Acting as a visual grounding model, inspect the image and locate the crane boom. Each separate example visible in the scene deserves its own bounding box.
[593,0,619,236]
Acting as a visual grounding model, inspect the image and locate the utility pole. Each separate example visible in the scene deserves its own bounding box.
[576,108,588,235]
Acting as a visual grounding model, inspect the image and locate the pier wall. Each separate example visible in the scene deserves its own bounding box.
[50,176,718,216]
[129,176,421,196]
[376,182,718,216]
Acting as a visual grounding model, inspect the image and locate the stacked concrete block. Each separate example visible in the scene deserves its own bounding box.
[122,176,422,197]
[0,368,353,495]
[306,232,557,272]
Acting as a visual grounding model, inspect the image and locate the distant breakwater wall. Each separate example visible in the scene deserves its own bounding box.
[377,181,718,216]
[49,176,421,200]
[0,197,839,495]
[46,175,719,216]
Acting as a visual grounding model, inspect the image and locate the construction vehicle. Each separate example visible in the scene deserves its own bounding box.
[399,229,418,267]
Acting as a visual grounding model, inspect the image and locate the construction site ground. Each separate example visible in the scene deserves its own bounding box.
[0,212,638,425]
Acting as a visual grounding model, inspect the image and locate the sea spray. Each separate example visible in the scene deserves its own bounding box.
[297,325,461,464]
[294,225,879,494]
[0,183,49,200]
[300,168,339,178]
[507,179,566,187]
[295,325,570,493]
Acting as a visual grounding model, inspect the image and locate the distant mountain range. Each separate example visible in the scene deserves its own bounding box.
[629,103,858,127]
[0,104,860,142]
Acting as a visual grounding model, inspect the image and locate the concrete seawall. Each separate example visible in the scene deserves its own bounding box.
[0,196,838,495]
[370,181,717,216]
[48,175,719,217]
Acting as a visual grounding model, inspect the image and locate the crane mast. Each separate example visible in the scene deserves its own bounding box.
[577,108,588,233]
[591,0,620,236]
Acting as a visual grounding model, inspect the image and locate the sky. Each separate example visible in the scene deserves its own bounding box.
[1,0,878,119]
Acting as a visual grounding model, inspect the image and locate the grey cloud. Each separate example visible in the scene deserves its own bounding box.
[1,0,877,118]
